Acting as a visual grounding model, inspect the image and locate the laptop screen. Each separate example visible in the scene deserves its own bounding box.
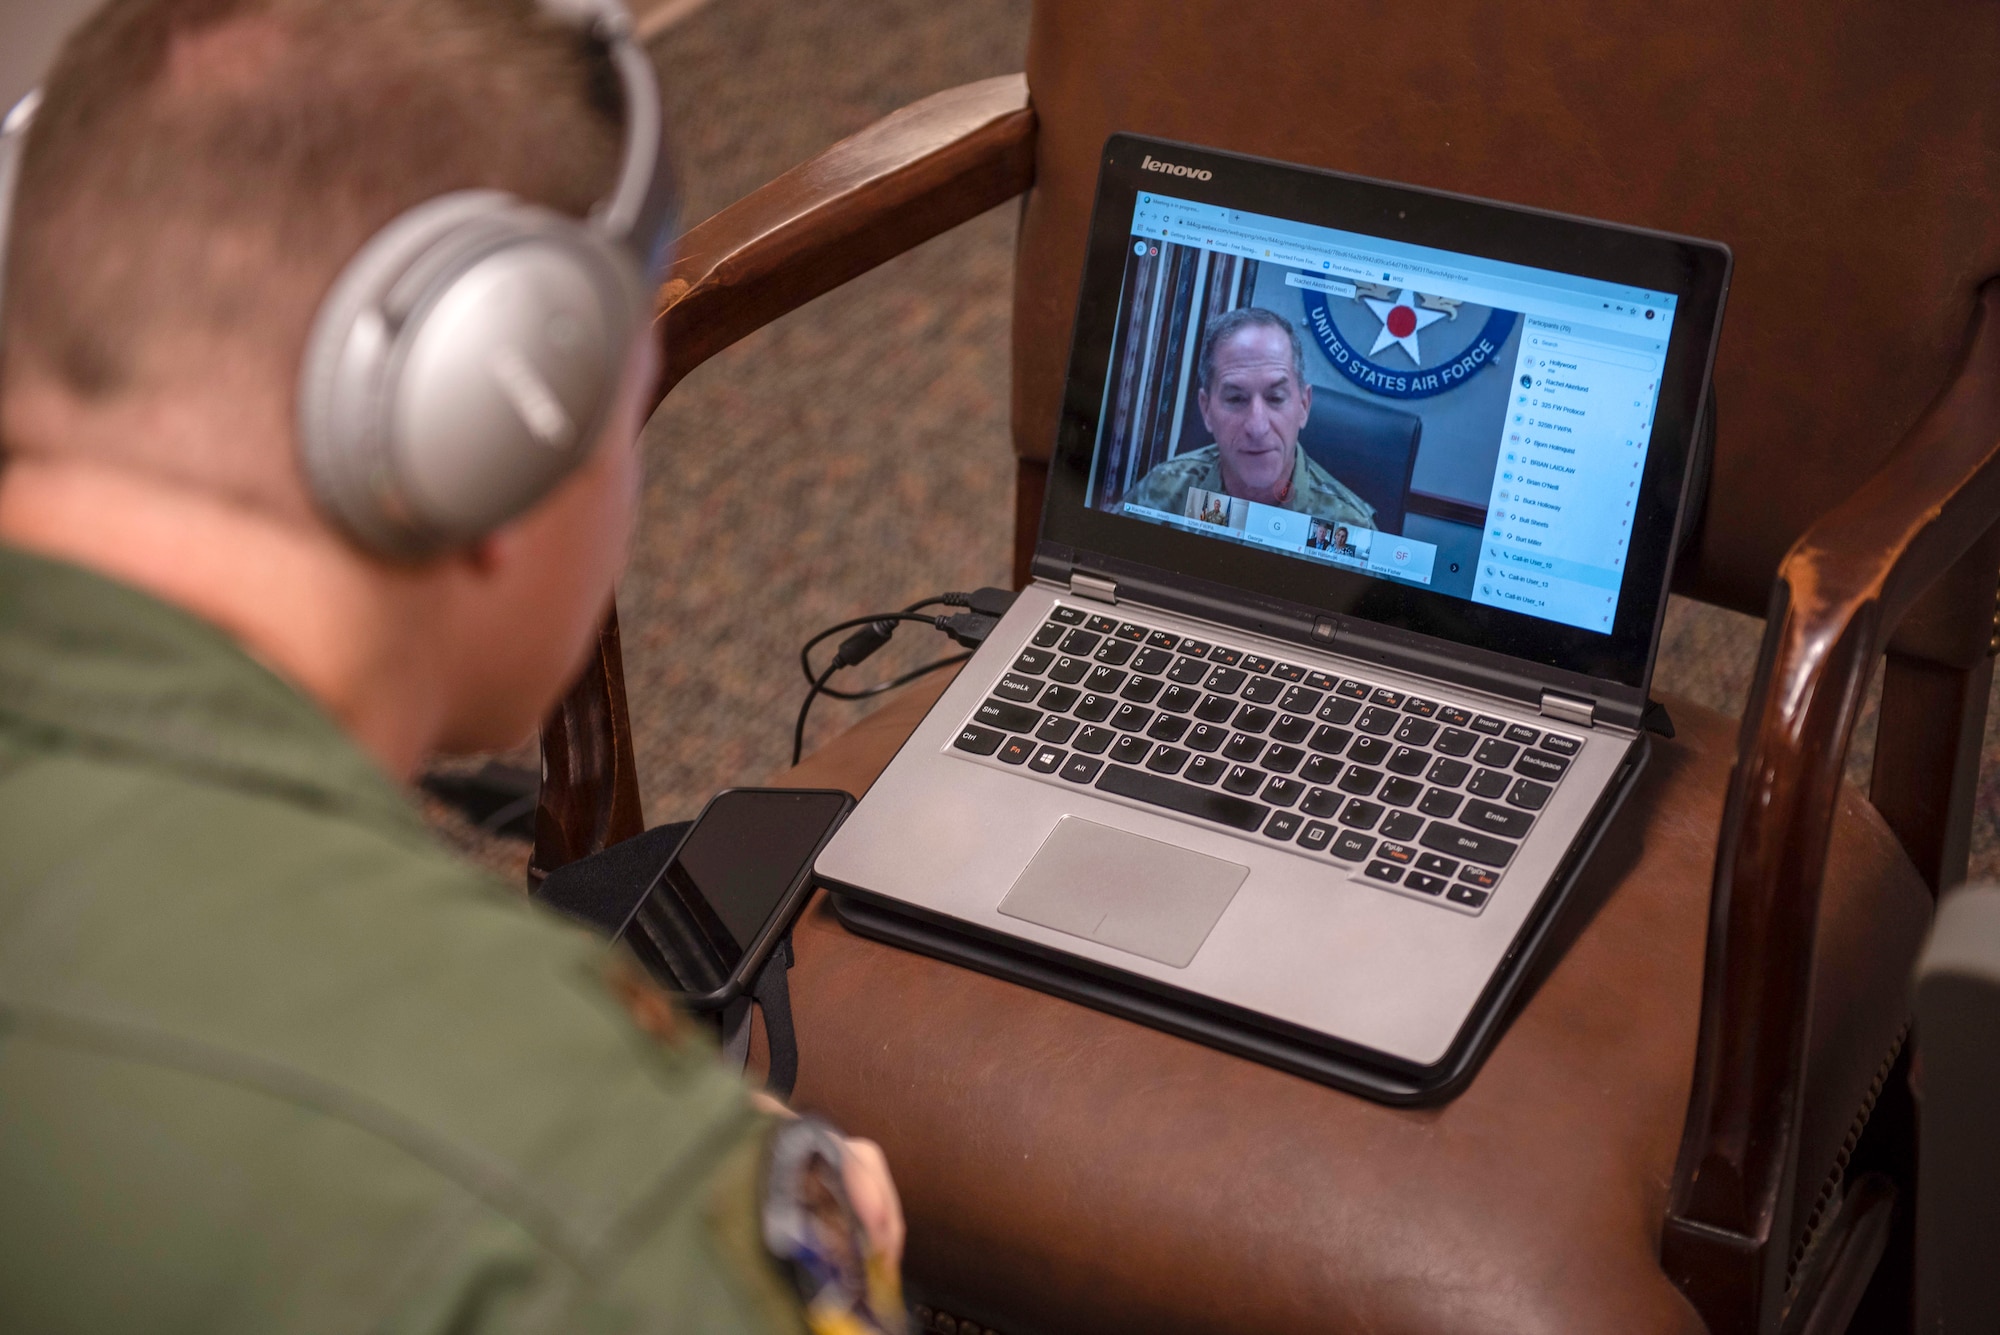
[1085,191,1678,637]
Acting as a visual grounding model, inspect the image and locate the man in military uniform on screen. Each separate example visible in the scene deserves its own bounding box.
[1126,307,1377,531]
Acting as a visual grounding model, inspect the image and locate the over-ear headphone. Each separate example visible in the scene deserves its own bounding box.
[0,0,676,560]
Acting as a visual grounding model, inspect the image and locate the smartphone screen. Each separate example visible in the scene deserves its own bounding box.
[620,789,852,999]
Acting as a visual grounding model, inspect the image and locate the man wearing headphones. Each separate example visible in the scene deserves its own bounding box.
[0,0,901,1330]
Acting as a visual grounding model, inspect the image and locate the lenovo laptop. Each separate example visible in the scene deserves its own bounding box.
[816,136,1730,1102]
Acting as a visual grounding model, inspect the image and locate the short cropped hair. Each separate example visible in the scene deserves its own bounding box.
[1197,306,1305,392]
[2,0,624,411]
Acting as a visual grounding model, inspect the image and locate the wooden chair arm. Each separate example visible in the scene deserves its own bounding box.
[648,72,1036,403]
[1664,281,2000,1327]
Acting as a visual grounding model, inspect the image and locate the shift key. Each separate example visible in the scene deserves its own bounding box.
[974,698,1042,733]
[1419,822,1518,868]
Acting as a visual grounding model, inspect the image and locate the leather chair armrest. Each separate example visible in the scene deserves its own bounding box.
[649,72,1035,402]
[1665,281,2000,1329]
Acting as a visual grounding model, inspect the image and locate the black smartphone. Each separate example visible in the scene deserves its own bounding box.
[613,787,855,1011]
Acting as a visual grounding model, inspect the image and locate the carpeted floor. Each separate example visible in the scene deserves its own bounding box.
[424,0,2000,889]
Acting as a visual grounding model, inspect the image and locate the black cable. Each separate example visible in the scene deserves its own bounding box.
[793,660,841,768]
[796,611,942,690]
[817,650,971,702]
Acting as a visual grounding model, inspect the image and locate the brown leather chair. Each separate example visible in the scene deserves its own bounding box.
[535,4,2000,1330]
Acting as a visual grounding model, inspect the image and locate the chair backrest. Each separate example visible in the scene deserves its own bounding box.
[1012,0,2000,617]
[1297,386,1421,537]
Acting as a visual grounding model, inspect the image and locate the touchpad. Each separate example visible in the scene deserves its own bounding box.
[998,817,1248,969]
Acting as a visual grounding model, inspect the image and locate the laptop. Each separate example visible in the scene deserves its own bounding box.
[815,135,1730,1103]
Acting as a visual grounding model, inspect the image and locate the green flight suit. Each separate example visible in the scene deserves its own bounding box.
[1123,442,1377,530]
[0,545,809,1335]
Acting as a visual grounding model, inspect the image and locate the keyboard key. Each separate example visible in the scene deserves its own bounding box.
[1074,693,1116,722]
[1347,737,1391,767]
[1115,621,1150,642]
[1370,687,1405,708]
[1233,706,1277,733]
[1418,788,1464,819]
[1147,714,1191,743]
[1060,754,1103,783]
[1208,646,1243,666]
[1538,733,1582,757]
[1300,755,1343,785]
[1094,639,1136,665]
[1193,694,1237,724]
[1038,684,1081,713]
[1048,655,1090,684]
[1462,798,1533,839]
[1301,787,1343,818]
[1271,662,1307,682]
[997,736,1034,765]
[1031,622,1066,649]
[1120,677,1163,704]
[1241,676,1286,704]
[1420,823,1517,868]
[1504,723,1541,746]
[1379,842,1417,865]
[1264,811,1303,841]
[1186,723,1228,752]
[1331,830,1376,861]
[1084,665,1127,694]
[1205,666,1248,694]
[1380,810,1424,841]
[1339,798,1384,830]
[1036,716,1079,744]
[1403,698,1439,719]
[1470,714,1506,735]
[1385,745,1429,776]
[1355,706,1398,735]
[1416,852,1459,876]
[1110,703,1154,732]
[1098,764,1268,832]
[1279,685,1324,713]
[1241,654,1275,674]
[1060,629,1101,655]
[1223,733,1266,763]
[1146,630,1181,650]
[975,699,1041,733]
[1074,725,1115,754]
[1393,717,1439,746]
[1427,757,1471,787]
[1317,697,1361,724]
[1261,776,1303,806]
[1270,714,1313,744]
[1447,884,1491,909]
[1131,647,1174,675]
[1459,865,1500,889]
[1146,744,1191,775]
[1467,767,1511,798]
[1508,777,1553,811]
[1305,670,1338,691]
[1298,820,1335,852]
[1166,656,1210,684]
[1405,871,1449,897]
[1336,679,1371,700]
[1109,735,1151,766]
[953,724,1004,755]
[1437,705,1474,727]
[1222,764,1265,795]
[1516,750,1569,782]
[1050,605,1085,624]
[1158,684,1201,713]
[1014,648,1054,674]
[1364,860,1405,884]
[1308,724,1353,755]
[1263,744,1305,774]
[1434,727,1478,757]
[1185,755,1227,785]
[994,673,1041,703]
[1029,745,1066,773]
[1178,639,1214,657]
[1338,765,1384,796]
[1085,614,1120,634]
[1381,776,1424,807]
[1476,738,1520,767]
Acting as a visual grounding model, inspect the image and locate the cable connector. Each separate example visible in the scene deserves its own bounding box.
[936,610,1003,650]
[831,618,899,670]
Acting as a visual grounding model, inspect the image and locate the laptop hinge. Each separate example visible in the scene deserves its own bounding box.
[1539,690,1596,728]
[1068,571,1119,605]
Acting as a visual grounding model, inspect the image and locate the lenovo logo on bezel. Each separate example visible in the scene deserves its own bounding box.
[1140,154,1213,181]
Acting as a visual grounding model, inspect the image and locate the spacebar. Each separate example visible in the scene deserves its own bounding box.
[1096,764,1269,832]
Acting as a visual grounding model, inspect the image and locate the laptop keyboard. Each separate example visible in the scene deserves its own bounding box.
[949,604,1582,915]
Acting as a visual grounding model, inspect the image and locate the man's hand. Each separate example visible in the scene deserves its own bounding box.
[753,1092,905,1270]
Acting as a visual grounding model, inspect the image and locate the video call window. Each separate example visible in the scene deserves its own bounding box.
[1084,193,1679,635]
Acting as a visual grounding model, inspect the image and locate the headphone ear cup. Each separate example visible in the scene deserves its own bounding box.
[298,190,648,559]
